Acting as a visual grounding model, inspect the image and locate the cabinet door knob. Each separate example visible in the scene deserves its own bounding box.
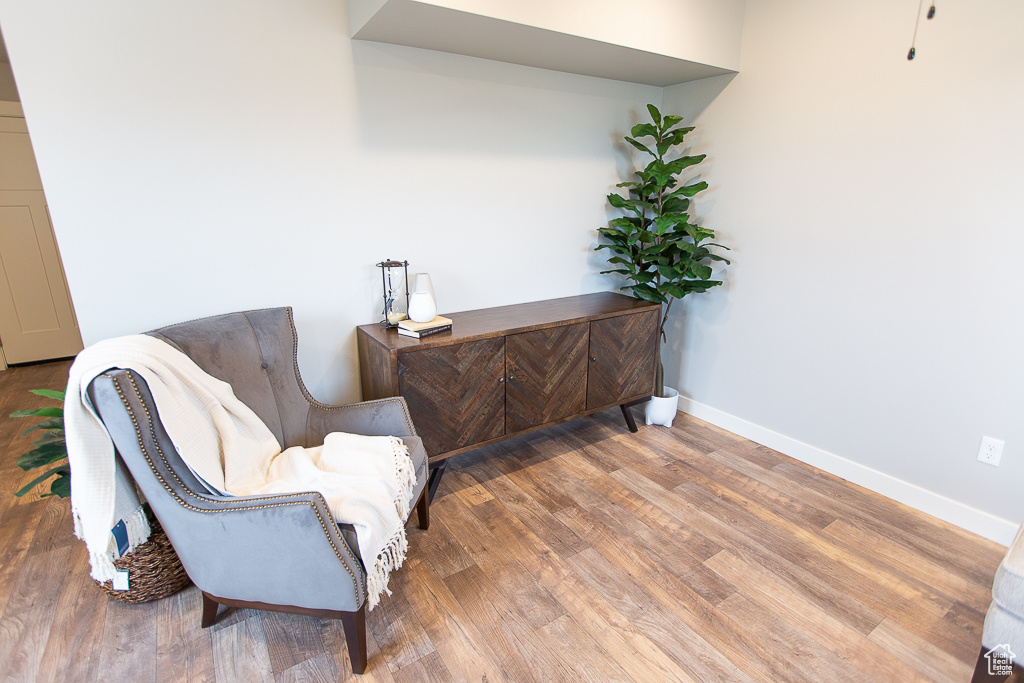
[499,378,505,383]
[509,374,515,381]
[591,357,597,362]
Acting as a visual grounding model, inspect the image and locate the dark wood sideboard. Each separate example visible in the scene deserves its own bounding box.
[356,292,660,498]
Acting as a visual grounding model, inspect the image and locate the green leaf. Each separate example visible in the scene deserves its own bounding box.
[664,154,706,175]
[630,122,657,139]
[48,473,71,498]
[633,271,656,284]
[656,140,673,157]
[14,465,67,498]
[662,115,682,128]
[22,417,64,435]
[17,442,67,470]
[658,264,679,279]
[631,284,666,304]
[29,389,65,401]
[653,216,682,236]
[606,193,628,209]
[10,407,63,419]
[678,180,709,197]
[661,283,687,299]
[665,126,695,145]
[646,104,662,126]
[690,263,714,280]
[33,431,65,447]
[624,137,654,156]
[662,197,690,214]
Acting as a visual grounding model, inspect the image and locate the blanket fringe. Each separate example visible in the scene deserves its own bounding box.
[365,526,410,610]
[363,437,418,611]
[75,505,152,583]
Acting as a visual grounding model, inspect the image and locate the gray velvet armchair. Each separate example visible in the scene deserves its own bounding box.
[86,307,429,674]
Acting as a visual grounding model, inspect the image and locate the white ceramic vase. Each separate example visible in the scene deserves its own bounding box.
[645,386,679,427]
[408,273,437,323]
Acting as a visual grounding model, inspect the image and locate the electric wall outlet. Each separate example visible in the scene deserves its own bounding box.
[977,436,1005,467]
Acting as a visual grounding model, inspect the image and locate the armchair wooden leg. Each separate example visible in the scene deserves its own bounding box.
[200,592,220,628]
[416,487,430,530]
[340,606,367,675]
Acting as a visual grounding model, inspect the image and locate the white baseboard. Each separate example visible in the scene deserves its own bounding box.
[677,397,1019,547]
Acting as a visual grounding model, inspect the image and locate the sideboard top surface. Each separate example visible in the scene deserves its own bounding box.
[357,291,658,352]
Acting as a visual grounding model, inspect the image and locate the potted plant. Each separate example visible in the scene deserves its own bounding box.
[596,104,730,426]
[11,388,191,602]
[11,389,70,497]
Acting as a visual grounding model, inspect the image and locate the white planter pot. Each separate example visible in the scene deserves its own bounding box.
[645,386,679,427]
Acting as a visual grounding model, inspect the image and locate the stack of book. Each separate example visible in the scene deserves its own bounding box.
[397,315,453,339]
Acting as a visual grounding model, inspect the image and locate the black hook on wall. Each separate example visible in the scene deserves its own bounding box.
[908,1,937,60]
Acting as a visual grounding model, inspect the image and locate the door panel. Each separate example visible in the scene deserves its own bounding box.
[587,309,659,409]
[505,323,588,433]
[0,191,83,363]
[398,337,505,457]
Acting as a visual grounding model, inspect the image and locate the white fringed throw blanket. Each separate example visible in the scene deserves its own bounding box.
[66,334,415,609]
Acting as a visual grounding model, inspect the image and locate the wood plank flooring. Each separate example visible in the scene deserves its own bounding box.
[0,360,1007,682]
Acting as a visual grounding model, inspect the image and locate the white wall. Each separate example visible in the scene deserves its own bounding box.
[0,0,658,402]
[663,0,1024,541]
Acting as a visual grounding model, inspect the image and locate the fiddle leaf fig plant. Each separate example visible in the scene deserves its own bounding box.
[596,104,730,396]
[11,389,70,498]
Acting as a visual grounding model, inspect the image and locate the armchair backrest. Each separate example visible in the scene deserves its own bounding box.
[146,307,313,448]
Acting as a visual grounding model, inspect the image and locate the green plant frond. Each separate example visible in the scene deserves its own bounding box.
[656,140,673,157]
[646,104,662,126]
[660,283,687,299]
[633,271,656,284]
[17,443,67,471]
[608,216,641,229]
[661,115,683,129]
[631,283,666,304]
[599,268,632,276]
[14,465,67,498]
[48,473,71,498]
[10,407,63,419]
[664,155,706,175]
[625,137,654,156]
[606,192,629,209]
[688,263,714,280]
[32,431,65,447]
[630,122,658,139]
[22,417,64,435]
[678,180,709,197]
[665,126,695,145]
[29,389,66,401]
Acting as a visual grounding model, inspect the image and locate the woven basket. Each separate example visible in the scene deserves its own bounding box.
[96,519,191,603]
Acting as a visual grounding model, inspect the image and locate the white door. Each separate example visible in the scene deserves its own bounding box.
[0,102,83,364]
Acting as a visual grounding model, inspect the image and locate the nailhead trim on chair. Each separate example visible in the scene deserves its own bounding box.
[109,372,365,605]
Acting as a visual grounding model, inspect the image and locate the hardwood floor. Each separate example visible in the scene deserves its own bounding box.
[0,360,1007,682]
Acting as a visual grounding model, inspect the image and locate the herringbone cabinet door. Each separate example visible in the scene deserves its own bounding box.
[398,337,506,457]
[505,323,588,433]
[587,309,659,409]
